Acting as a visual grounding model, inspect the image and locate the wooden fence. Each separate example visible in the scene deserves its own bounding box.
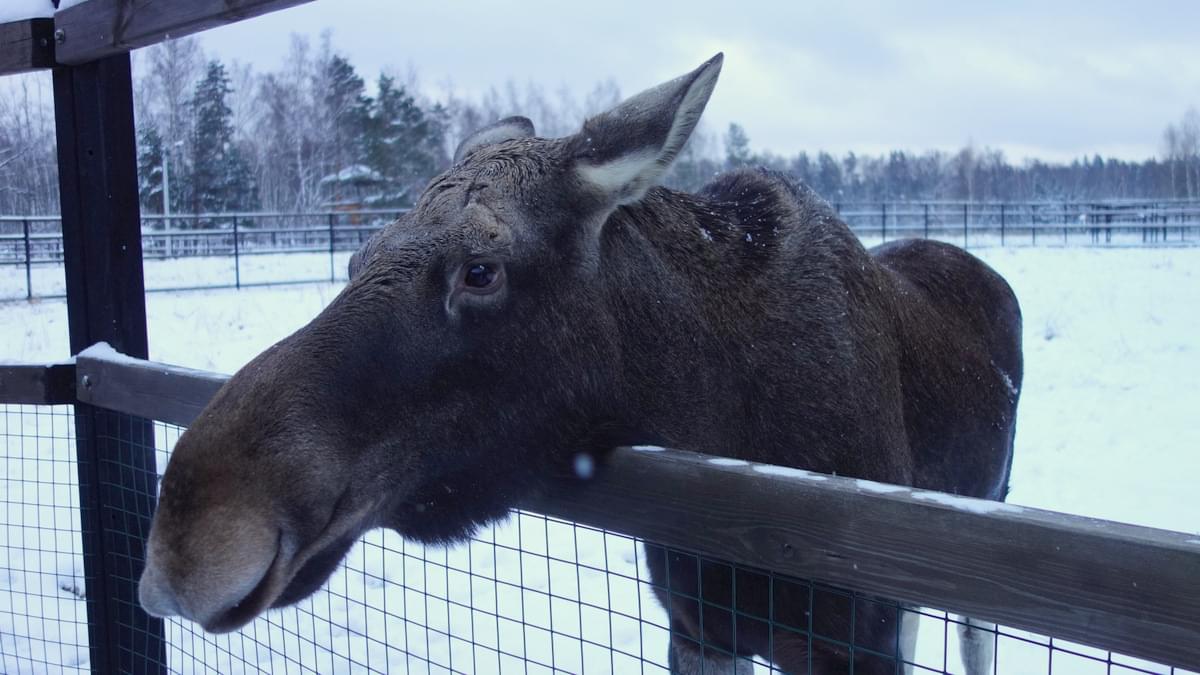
[2,350,1198,672]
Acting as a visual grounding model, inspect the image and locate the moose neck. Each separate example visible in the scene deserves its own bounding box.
[592,172,880,461]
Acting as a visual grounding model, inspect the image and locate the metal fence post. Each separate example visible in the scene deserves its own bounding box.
[232,215,241,289]
[1000,204,1006,246]
[53,54,165,675]
[23,218,32,300]
[963,203,969,248]
[328,212,336,282]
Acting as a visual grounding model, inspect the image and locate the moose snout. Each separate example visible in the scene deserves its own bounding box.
[137,506,283,631]
[138,559,183,618]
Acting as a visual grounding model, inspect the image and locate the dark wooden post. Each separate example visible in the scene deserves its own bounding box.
[53,54,166,675]
[880,202,887,242]
[923,203,929,239]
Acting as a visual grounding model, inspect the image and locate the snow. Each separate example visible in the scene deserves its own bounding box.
[706,457,749,466]
[855,478,909,494]
[77,341,142,366]
[572,452,595,479]
[319,164,384,186]
[910,490,1023,515]
[1,250,356,302]
[752,464,828,480]
[3,246,1199,674]
[0,0,53,22]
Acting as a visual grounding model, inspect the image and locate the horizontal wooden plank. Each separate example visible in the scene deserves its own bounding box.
[75,346,224,426]
[72,346,1200,671]
[0,362,75,404]
[0,18,55,75]
[54,0,314,65]
[527,448,1200,671]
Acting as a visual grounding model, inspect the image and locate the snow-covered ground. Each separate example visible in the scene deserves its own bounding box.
[2,247,1198,674]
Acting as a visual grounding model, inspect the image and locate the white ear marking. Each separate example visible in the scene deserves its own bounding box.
[576,149,659,202]
[572,53,723,206]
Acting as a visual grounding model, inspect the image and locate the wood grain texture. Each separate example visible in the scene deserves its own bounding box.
[54,0,314,65]
[0,18,54,75]
[76,354,224,427]
[0,363,76,404]
[72,351,1200,671]
[527,448,1200,670]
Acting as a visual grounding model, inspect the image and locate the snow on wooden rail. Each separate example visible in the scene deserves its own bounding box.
[19,345,1191,672]
[53,0,315,65]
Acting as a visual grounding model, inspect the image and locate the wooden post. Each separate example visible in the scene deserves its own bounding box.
[923,203,929,239]
[880,202,887,242]
[53,53,165,675]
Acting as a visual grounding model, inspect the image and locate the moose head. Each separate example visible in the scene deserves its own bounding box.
[138,54,725,633]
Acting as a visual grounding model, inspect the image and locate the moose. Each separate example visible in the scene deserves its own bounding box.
[138,54,1022,674]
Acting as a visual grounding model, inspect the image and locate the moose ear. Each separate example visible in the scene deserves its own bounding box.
[571,53,723,206]
[454,116,536,163]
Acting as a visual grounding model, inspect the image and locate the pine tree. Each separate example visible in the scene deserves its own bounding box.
[323,54,372,175]
[137,125,165,217]
[188,60,256,217]
[724,122,752,169]
[364,75,439,206]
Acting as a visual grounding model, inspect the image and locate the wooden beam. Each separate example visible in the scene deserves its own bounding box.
[75,345,225,427]
[72,348,1200,671]
[528,448,1200,672]
[0,362,75,404]
[54,0,315,65]
[0,18,55,75]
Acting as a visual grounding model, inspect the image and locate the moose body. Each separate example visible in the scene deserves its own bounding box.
[139,54,1021,674]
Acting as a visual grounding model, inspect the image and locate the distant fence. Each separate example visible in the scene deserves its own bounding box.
[3,200,1200,301]
[2,351,1199,673]
[0,210,407,301]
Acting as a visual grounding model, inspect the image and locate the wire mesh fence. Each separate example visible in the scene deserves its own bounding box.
[1,404,88,674]
[3,401,1194,674]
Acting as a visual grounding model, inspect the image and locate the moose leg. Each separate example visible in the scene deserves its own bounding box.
[957,616,996,675]
[669,634,754,675]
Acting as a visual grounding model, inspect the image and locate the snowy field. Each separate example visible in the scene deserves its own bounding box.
[2,247,1199,674]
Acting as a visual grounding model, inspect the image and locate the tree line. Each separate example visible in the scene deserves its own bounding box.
[1,32,1198,219]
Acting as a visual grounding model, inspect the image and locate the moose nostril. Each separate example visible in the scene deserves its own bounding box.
[139,564,183,619]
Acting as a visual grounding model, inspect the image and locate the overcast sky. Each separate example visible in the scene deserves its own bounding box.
[190,0,1198,163]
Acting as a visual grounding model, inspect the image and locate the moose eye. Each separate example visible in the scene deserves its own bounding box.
[461,262,503,293]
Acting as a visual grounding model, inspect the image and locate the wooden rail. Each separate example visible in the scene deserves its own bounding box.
[53,0,315,65]
[0,361,75,404]
[0,18,54,75]
[62,346,1200,671]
